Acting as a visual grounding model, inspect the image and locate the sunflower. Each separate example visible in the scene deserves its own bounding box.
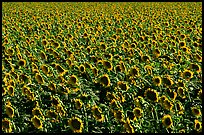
[39,51,47,60]
[68,75,78,85]
[162,76,174,87]
[194,53,202,63]
[102,60,113,71]
[124,118,135,133]
[144,65,153,75]
[177,87,186,99]
[48,82,56,91]
[181,46,190,54]
[22,85,29,95]
[133,107,143,118]
[153,48,161,58]
[144,88,159,102]
[41,64,49,75]
[52,96,61,106]
[92,105,105,122]
[56,104,66,117]
[152,76,162,86]
[117,81,129,91]
[55,64,66,75]
[117,92,126,103]
[197,89,202,100]
[79,64,86,74]
[2,87,6,96]
[190,63,201,73]
[92,67,98,77]
[18,59,26,67]
[74,99,83,110]
[6,47,14,56]
[84,62,92,69]
[162,114,173,129]
[110,99,120,110]
[68,117,84,133]
[7,85,14,96]
[177,80,186,87]
[26,91,35,101]
[115,65,122,73]
[119,61,127,72]
[5,105,14,118]
[182,69,193,81]
[46,110,58,119]
[2,118,12,133]
[32,107,44,118]
[114,110,125,123]
[194,119,202,132]
[106,92,117,101]
[53,41,60,49]
[129,66,139,77]
[166,89,177,101]
[141,55,151,63]
[99,74,111,87]
[35,73,44,84]
[191,107,201,118]
[31,115,43,129]
[179,41,186,48]
[163,99,174,111]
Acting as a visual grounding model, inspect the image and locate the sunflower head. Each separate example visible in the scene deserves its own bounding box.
[92,67,98,77]
[190,63,201,73]
[35,73,44,84]
[99,74,111,87]
[91,105,105,122]
[5,105,14,118]
[129,66,139,77]
[68,117,84,133]
[18,59,26,67]
[46,110,58,119]
[117,81,129,91]
[153,76,162,86]
[133,107,143,118]
[69,75,78,85]
[114,110,125,122]
[182,70,193,81]
[162,114,173,129]
[163,99,174,111]
[102,60,113,71]
[41,64,49,75]
[32,107,44,117]
[141,55,150,63]
[191,107,201,118]
[2,118,12,133]
[176,101,184,115]
[153,48,161,58]
[48,82,56,91]
[124,118,135,133]
[177,87,186,99]
[55,64,66,75]
[144,88,159,102]
[7,85,14,96]
[74,99,83,110]
[79,64,86,73]
[194,119,202,132]
[31,115,43,129]
[166,89,177,101]
[110,99,119,110]
[22,85,30,95]
[162,76,174,87]
[115,65,122,73]
[119,61,127,72]
[177,80,185,87]
[39,51,47,60]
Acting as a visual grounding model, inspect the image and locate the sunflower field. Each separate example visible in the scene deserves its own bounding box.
[2,2,202,133]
